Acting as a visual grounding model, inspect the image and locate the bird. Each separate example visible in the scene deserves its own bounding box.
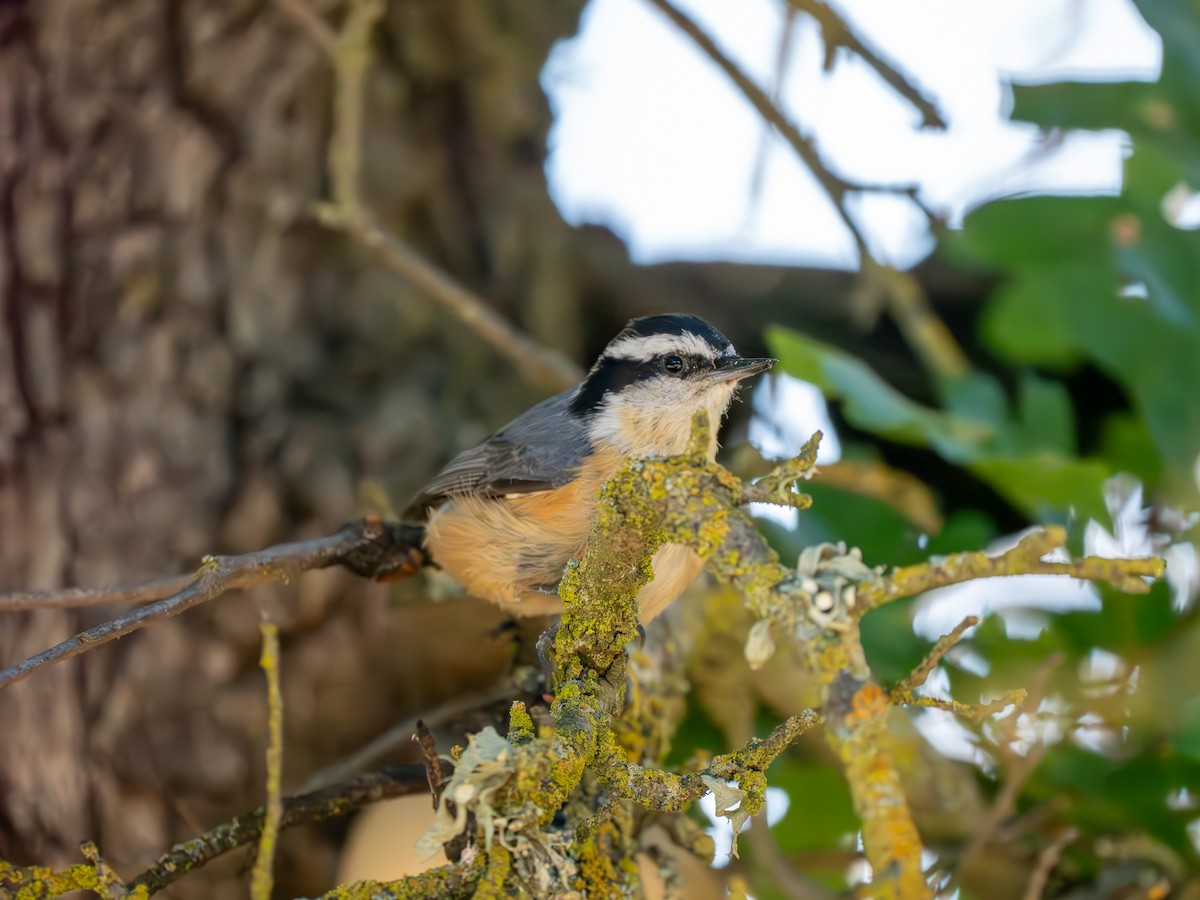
[402,314,776,623]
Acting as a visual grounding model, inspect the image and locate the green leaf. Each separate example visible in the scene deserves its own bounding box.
[1174,696,1200,765]
[861,597,933,685]
[1012,80,1158,133]
[1099,412,1164,486]
[768,762,860,853]
[940,372,1010,437]
[1014,373,1077,455]
[954,196,1125,267]
[980,262,1110,368]
[969,455,1111,525]
[767,327,992,462]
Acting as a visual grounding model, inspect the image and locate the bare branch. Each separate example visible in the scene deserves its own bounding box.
[128,765,430,896]
[787,0,946,129]
[328,0,384,214]
[890,615,979,697]
[250,623,285,900]
[644,0,969,381]
[0,574,193,611]
[315,207,582,391]
[645,0,883,243]
[1022,827,1078,900]
[0,519,425,692]
[415,720,448,810]
[274,0,582,393]
[274,0,337,53]
[893,688,1027,722]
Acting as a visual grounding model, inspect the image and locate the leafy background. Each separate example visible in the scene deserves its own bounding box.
[678,0,1200,893]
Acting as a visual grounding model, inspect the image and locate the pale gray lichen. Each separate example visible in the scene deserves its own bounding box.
[743,617,776,671]
[700,775,750,859]
[415,727,514,859]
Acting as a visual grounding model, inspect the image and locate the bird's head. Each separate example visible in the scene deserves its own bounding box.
[571,314,776,456]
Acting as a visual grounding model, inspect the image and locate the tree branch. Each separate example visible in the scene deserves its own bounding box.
[888,615,1030,721]
[787,0,946,129]
[0,574,193,611]
[890,615,979,697]
[858,527,1165,616]
[250,623,285,900]
[274,0,337,53]
[2,420,1167,899]
[0,518,425,692]
[128,765,430,895]
[644,0,969,382]
[314,207,582,391]
[275,0,582,393]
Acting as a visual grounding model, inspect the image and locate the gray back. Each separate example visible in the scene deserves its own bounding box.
[403,388,592,519]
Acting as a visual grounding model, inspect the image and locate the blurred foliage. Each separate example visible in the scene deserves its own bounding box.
[677,0,1200,895]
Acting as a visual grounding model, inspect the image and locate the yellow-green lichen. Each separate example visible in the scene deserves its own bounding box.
[508,701,535,744]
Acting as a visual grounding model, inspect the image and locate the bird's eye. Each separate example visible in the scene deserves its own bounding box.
[662,355,686,374]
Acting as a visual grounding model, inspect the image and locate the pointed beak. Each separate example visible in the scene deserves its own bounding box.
[709,355,777,383]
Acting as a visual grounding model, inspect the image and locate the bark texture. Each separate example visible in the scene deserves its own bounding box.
[0,1,583,893]
[0,0,984,895]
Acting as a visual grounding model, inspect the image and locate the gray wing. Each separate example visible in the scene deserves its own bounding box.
[403,388,591,519]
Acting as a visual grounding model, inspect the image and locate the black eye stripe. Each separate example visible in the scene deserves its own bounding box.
[570,351,713,413]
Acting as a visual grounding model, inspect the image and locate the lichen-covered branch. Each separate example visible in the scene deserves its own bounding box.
[3,419,1165,899]
[126,765,429,895]
[0,518,425,692]
[858,526,1165,616]
[250,623,285,900]
[0,843,147,899]
[889,616,1027,721]
[891,615,980,698]
[314,855,488,900]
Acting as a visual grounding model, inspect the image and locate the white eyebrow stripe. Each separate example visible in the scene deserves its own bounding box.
[605,332,731,361]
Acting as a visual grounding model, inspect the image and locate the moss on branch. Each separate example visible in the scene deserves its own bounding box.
[0,844,148,900]
[5,415,1165,900]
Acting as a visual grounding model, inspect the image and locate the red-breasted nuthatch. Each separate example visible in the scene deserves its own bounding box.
[403,314,775,622]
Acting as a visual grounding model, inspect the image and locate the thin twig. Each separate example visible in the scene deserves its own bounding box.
[645,0,879,245]
[0,574,193,611]
[740,431,821,508]
[315,207,582,391]
[893,688,1026,722]
[128,765,429,895]
[645,0,970,381]
[250,623,285,900]
[274,0,337,53]
[746,5,800,219]
[1021,827,1078,900]
[958,654,1064,873]
[415,720,447,810]
[891,615,979,697]
[787,0,946,129]
[302,668,537,791]
[328,0,384,214]
[0,519,425,692]
[78,842,130,900]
